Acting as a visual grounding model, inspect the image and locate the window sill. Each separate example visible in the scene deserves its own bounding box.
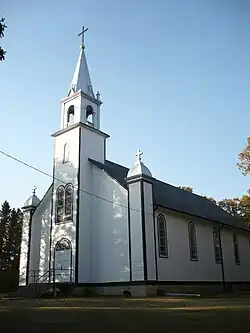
[159,255,168,259]
[235,262,241,266]
[190,258,198,262]
[55,220,73,225]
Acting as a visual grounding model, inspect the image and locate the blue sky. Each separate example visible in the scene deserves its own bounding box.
[0,0,249,208]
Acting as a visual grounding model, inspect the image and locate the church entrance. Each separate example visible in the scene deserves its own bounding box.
[53,238,73,283]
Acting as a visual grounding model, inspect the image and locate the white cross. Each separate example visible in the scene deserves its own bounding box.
[32,185,37,195]
[136,149,143,162]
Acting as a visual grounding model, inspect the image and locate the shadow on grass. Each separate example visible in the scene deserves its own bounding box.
[1,298,250,333]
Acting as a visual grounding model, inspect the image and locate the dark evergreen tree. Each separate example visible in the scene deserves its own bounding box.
[0,202,23,291]
[0,201,11,272]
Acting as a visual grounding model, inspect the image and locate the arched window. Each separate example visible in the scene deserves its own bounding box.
[86,105,94,123]
[63,143,69,163]
[55,238,71,251]
[64,183,73,221]
[157,214,168,258]
[67,105,74,125]
[233,232,240,265]
[188,222,198,261]
[56,186,64,223]
[213,228,222,263]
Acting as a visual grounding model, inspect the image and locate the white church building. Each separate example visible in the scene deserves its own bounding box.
[19,29,250,296]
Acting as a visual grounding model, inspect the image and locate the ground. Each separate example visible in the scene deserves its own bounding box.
[1,296,250,332]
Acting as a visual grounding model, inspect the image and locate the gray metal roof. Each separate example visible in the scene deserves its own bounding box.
[23,193,40,208]
[90,159,250,232]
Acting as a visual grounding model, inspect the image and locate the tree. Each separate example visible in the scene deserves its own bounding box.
[237,137,250,176]
[217,191,250,225]
[178,186,193,193]
[204,196,217,204]
[0,201,23,292]
[0,17,7,61]
[240,194,250,225]
[217,198,241,217]
[0,201,11,271]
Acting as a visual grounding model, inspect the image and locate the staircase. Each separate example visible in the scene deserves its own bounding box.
[6,269,74,299]
[6,270,53,299]
[6,283,53,299]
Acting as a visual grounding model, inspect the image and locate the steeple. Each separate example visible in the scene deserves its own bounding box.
[60,26,102,131]
[68,46,94,98]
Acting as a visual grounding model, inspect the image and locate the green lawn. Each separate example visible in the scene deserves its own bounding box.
[1,296,250,332]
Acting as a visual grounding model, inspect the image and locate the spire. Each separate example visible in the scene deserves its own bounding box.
[68,26,94,98]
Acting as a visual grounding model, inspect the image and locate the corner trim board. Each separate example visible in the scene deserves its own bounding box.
[48,155,56,283]
[75,127,81,283]
[152,200,159,280]
[140,181,148,280]
[127,190,132,282]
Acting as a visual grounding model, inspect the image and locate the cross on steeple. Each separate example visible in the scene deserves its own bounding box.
[136,149,143,162]
[78,26,88,49]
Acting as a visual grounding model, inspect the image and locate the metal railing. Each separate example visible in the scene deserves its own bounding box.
[19,268,74,286]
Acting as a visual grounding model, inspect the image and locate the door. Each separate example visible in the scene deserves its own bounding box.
[54,238,72,283]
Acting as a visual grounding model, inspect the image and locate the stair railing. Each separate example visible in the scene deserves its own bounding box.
[35,270,50,284]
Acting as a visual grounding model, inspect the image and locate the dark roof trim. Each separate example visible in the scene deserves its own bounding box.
[89,159,128,189]
[32,184,53,212]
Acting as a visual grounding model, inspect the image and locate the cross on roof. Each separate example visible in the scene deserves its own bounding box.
[32,185,37,195]
[78,26,88,48]
[136,149,143,162]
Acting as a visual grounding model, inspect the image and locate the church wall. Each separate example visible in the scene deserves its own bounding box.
[143,182,156,280]
[51,126,80,282]
[129,182,144,281]
[78,164,129,283]
[19,211,31,285]
[221,228,250,282]
[28,187,52,281]
[156,210,222,282]
[77,127,107,282]
[28,211,41,282]
[37,186,52,277]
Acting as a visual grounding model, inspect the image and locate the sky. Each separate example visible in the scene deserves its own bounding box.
[0,0,249,208]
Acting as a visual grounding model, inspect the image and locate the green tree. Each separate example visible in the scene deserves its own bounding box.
[240,193,250,225]
[237,137,250,176]
[217,192,250,225]
[178,186,193,193]
[217,198,241,217]
[0,201,11,271]
[0,201,23,292]
[0,17,7,61]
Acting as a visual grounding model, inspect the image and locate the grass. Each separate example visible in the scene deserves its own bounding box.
[1,296,250,332]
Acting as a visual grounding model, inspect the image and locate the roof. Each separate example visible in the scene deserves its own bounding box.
[90,159,250,232]
[68,46,94,98]
[23,193,40,209]
[127,158,152,178]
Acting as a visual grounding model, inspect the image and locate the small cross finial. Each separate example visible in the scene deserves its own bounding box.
[78,26,88,49]
[136,149,143,162]
[32,185,37,195]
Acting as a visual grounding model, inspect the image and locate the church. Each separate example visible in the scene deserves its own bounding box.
[19,28,250,297]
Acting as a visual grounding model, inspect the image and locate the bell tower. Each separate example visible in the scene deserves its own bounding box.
[60,26,102,130]
[50,27,109,284]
